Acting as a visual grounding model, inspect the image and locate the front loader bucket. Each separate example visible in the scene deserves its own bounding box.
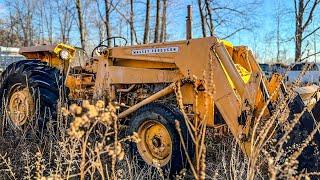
[282,94,320,172]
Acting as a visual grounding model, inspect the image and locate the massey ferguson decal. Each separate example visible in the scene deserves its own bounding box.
[131,46,179,55]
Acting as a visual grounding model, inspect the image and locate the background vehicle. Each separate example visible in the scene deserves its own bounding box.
[0,9,319,176]
[0,46,25,72]
[287,62,320,85]
[259,63,272,78]
[271,62,287,75]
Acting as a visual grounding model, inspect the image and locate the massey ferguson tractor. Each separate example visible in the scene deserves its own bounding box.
[0,6,319,177]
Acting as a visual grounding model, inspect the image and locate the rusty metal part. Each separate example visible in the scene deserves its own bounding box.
[8,88,34,126]
[186,5,193,40]
[137,120,172,167]
[107,66,182,84]
[19,44,57,54]
[114,59,177,69]
[19,43,75,76]
[118,82,176,119]
[116,84,135,93]
[66,74,95,99]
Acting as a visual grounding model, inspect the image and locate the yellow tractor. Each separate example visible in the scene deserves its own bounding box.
[1,8,319,176]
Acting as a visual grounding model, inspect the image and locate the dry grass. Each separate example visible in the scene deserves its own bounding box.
[0,62,319,179]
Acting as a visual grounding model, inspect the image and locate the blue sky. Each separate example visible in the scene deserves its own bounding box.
[0,0,318,63]
[160,0,298,62]
[0,0,5,15]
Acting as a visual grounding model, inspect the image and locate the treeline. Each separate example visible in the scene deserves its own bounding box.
[0,0,319,62]
[0,0,259,49]
[0,0,170,49]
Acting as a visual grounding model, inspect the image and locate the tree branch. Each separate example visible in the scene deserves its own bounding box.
[301,51,320,61]
[110,2,139,44]
[211,6,246,16]
[304,0,312,9]
[222,27,247,39]
[302,0,320,30]
[302,26,320,41]
[294,0,298,18]
[94,0,106,23]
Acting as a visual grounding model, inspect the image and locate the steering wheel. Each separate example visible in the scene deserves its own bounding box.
[91,44,109,57]
[91,36,128,57]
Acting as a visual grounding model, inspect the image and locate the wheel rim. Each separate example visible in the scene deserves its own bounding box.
[137,120,173,167]
[8,87,34,127]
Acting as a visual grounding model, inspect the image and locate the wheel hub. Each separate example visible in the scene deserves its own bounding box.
[8,88,34,126]
[137,121,172,167]
[152,136,162,148]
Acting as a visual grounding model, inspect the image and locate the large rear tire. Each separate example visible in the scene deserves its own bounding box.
[0,60,65,137]
[128,103,194,177]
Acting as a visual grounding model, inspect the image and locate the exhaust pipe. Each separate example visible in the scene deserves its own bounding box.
[186,5,193,40]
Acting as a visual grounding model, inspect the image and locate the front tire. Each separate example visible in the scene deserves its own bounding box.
[129,103,194,177]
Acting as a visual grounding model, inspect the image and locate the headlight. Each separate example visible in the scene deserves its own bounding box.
[59,49,70,60]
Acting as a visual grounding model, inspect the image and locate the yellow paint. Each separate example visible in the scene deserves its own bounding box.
[235,64,251,84]
[219,39,233,48]
[137,121,172,167]
[53,43,76,61]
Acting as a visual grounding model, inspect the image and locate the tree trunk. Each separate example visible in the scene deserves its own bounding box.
[105,0,111,46]
[276,2,280,62]
[295,0,304,62]
[154,0,160,43]
[75,0,86,50]
[197,0,207,37]
[204,0,214,36]
[160,0,167,42]
[129,0,135,45]
[276,19,280,62]
[143,0,150,44]
[44,0,53,44]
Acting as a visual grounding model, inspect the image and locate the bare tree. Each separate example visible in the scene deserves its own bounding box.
[37,1,45,44]
[7,0,36,46]
[200,0,260,39]
[160,0,167,42]
[313,21,318,62]
[75,0,86,50]
[294,0,320,62]
[275,0,281,62]
[55,0,75,44]
[42,0,54,44]
[197,0,207,37]
[0,14,22,46]
[105,0,112,46]
[93,0,106,42]
[143,0,150,44]
[129,0,135,44]
[204,0,214,36]
[154,0,160,43]
[109,1,138,44]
